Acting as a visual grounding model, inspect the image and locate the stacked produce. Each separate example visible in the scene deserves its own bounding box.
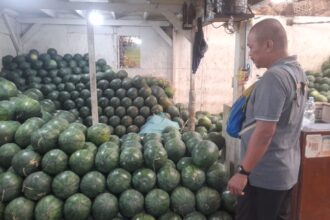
[0,77,234,219]
[1,49,179,136]
[307,57,330,102]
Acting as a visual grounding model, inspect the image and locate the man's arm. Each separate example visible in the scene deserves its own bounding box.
[227,120,277,196]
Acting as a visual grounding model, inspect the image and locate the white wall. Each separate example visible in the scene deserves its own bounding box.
[1,16,330,114]
[0,19,172,80]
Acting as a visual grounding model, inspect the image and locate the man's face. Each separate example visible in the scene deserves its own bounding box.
[247,32,267,69]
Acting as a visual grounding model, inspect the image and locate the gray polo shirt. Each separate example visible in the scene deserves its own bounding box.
[241,55,307,190]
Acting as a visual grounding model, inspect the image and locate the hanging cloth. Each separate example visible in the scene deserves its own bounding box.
[192,17,208,74]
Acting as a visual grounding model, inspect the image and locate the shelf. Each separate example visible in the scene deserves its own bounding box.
[203,13,254,26]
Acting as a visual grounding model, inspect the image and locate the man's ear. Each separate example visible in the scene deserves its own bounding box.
[265,40,274,52]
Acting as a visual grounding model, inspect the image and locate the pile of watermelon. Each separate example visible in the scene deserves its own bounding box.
[1,49,183,136]
[0,77,234,219]
[307,56,330,102]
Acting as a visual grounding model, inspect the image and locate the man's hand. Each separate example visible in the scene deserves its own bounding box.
[227,173,248,196]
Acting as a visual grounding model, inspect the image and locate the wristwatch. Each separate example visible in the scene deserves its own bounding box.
[237,165,250,176]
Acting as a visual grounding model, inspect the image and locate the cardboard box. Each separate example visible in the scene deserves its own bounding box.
[315,102,330,123]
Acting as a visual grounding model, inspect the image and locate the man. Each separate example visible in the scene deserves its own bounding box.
[227,18,307,220]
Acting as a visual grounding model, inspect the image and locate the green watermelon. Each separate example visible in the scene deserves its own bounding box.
[176,157,193,171]
[31,127,61,154]
[59,127,85,155]
[0,172,22,202]
[181,164,205,191]
[0,202,4,219]
[208,211,233,220]
[41,149,68,175]
[87,123,111,146]
[132,213,156,220]
[92,193,119,220]
[222,190,237,213]
[207,162,229,192]
[35,195,63,220]
[0,77,18,100]
[185,137,202,155]
[12,95,42,122]
[95,146,119,174]
[68,122,87,135]
[144,145,168,171]
[0,143,21,169]
[80,171,106,199]
[22,171,52,201]
[4,197,34,220]
[0,100,15,121]
[12,149,41,177]
[159,211,182,220]
[171,187,196,216]
[64,193,91,220]
[184,211,206,220]
[52,171,80,199]
[119,189,144,217]
[120,147,143,172]
[0,121,20,145]
[192,140,219,168]
[106,168,131,194]
[164,138,186,162]
[14,117,44,148]
[145,189,170,217]
[157,165,180,192]
[132,168,156,194]
[182,131,202,143]
[69,149,94,176]
[196,187,221,215]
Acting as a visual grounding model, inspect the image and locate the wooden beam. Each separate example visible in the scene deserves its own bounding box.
[40,9,56,18]
[162,11,192,43]
[143,12,149,20]
[21,24,41,43]
[2,13,21,54]
[87,15,99,125]
[17,17,170,26]
[1,0,180,14]
[75,10,86,18]
[152,25,172,46]
[110,11,116,20]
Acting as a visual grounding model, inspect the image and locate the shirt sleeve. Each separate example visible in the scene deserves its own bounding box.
[253,71,287,122]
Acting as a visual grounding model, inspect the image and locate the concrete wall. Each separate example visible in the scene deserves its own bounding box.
[1,16,330,114]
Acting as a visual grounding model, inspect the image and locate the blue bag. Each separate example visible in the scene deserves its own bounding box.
[226,83,256,138]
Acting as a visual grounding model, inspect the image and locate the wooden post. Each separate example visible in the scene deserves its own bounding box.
[188,32,196,131]
[225,20,250,174]
[87,14,99,125]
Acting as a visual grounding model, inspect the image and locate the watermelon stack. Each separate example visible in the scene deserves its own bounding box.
[1,49,180,137]
[0,77,234,219]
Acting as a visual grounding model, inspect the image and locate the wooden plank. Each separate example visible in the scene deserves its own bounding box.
[40,9,56,18]
[152,25,172,46]
[188,32,195,131]
[17,17,170,26]
[21,24,41,43]
[87,16,99,125]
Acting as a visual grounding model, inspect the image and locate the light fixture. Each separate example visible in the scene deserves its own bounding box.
[88,10,104,26]
[271,0,293,4]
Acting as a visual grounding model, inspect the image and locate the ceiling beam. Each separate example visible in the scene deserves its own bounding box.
[152,25,172,46]
[40,9,56,18]
[162,11,192,42]
[1,0,180,14]
[17,17,170,27]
